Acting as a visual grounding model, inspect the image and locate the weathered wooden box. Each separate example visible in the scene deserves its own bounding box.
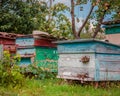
[16,36,35,65]
[55,39,120,81]
[35,46,58,72]
[0,32,16,54]
[102,20,120,45]
[16,35,58,71]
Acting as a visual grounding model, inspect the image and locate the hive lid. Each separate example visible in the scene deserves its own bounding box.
[54,39,120,47]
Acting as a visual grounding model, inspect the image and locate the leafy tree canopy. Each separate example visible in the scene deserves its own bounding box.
[0,0,48,34]
[0,0,73,39]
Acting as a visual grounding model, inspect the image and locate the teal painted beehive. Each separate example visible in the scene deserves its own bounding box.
[16,34,58,72]
[35,47,58,72]
[102,20,120,45]
[55,39,120,81]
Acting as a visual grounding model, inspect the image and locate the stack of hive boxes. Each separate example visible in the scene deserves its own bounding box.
[0,32,16,54]
[16,31,58,71]
[16,35,35,65]
[102,20,120,45]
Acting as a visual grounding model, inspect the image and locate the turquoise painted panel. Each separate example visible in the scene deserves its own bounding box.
[58,42,96,53]
[96,54,120,81]
[95,42,120,54]
[16,37,34,46]
[105,27,120,34]
[103,24,120,28]
[17,48,35,55]
[58,41,120,54]
[95,59,100,81]
[20,58,31,65]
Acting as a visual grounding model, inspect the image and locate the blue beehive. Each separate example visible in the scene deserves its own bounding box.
[16,35,35,65]
[55,39,120,81]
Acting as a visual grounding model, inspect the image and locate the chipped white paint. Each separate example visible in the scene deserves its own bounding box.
[58,53,95,80]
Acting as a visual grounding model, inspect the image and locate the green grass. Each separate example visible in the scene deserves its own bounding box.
[0,79,120,96]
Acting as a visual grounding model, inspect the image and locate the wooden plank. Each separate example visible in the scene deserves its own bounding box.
[34,39,56,47]
[96,54,120,80]
[3,45,16,52]
[0,45,3,59]
[58,43,95,53]
[105,34,120,45]
[16,37,34,46]
[96,43,120,54]
[58,53,96,81]
[0,38,15,45]
[17,48,35,55]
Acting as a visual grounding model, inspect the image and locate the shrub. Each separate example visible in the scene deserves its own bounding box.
[0,51,25,87]
[20,63,57,80]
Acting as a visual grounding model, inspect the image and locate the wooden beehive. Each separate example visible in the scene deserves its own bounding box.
[16,33,58,71]
[33,32,58,72]
[102,20,120,45]
[55,39,120,81]
[0,32,16,54]
[16,35,35,65]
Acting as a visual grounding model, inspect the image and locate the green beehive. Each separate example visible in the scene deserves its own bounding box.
[102,20,120,45]
[35,47,58,72]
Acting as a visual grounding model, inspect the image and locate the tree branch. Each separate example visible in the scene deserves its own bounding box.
[78,5,94,38]
[92,13,105,38]
[71,0,79,39]
[92,2,111,38]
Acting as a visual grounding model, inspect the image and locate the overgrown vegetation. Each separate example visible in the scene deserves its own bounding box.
[0,51,57,88]
[0,79,120,96]
[0,51,25,87]
[0,51,120,96]
[20,63,57,80]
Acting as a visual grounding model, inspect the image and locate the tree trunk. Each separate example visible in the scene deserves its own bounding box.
[78,5,94,37]
[92,10,107,38]
[48,0,52,21]
[71,0,79,39]
[92,1,112,38]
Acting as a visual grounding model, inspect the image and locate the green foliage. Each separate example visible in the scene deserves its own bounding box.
[20,63,57,80]
[38,2,73,39]
[0,51,25,87]
[0,0,47,34]
[91,0,120,21]
[0,0,73,39]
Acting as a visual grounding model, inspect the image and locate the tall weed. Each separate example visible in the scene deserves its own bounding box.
[0,51,25,87]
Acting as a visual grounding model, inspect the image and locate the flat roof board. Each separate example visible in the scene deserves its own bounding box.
[105,27,120,34]
[55,39,120,54]
[102,20,120,25]
[55,39,120,47]
[102,24,120,28]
